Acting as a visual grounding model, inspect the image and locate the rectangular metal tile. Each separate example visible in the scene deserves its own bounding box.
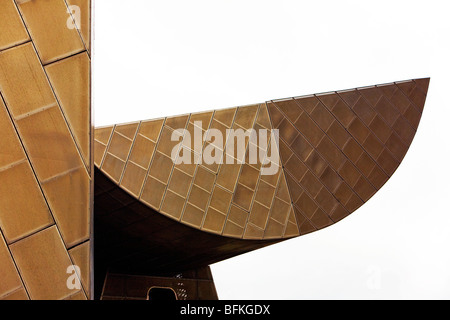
[232,183,254,211]
[376,148,399,176]
[227,205,248,228]
[181,203,204,228]
[66,0,91,51]
[0,43,56,118]
[115,123,139,140]
[238,164,260,191]
[233,105,258,129]
[362,134,384,160]
[295,96,319,114]
[212,108,236,128]
[10,226,82,300]
[165,114,189,131]
[94,126,113,145]
[101,153,125,183]
[0,235,23,298]
[353,176,376,202]
[269,197,291,225]
[148,151,174,184]
[348,118,371,144]
[295,193,317,219]
[264,218,285,239]
[338,160,361,188]
[273,99,302,123]
[309,209,332,230]
[342,138,364,164]
[68,241,90,298]
[1,287,28,300]
[140,176,167,209]
[93,141,106,167]
[278,118,299,146]
[138,119,164,142]
[392,115,415,145]
[294,113,323,147]
[310,102,335,131]
[190,111,213,131]
[174,147,199,176]
[121,162,147,197]
[209,186,233,214]
[188,185,210,212]
[0,0,29,51]
[367,164,389,190]
[333,182,354,206]
[368,115,391,144]
[373,96,400,126]
[315,188,339,213]
[0,99,26,168]
[41,167,90,248]
[355,152,376,177]
[290,134,314,161]
[345,193,364,212]
[260,164,280,187]
[161,190,186,220]
[352,97,377,125]
[316,136,346,170]
[157,126,182,158]
[358,87,382,107]
[248,201,270,229]
[300,171,323,198]
[293,207,315,235]
[254,180,276,208]
[0,161,53,243]
[326,120,350,149]
[107,131,133,161]
[17,0,85,64]
[305,150,327,176]
[243,223,264,239]
[329,99,356,128]
[128,134,155,169]
[385,132,408,162]
[284,154,308,182]
[267,102,284,128]
[15,106,84,182]
[193,166,216,193]
[168,167,193,198]
[319,166,342,193]
[45,52,90,167]
[202,207,226,233]
[256,104,271,129]
[64,290,87,300]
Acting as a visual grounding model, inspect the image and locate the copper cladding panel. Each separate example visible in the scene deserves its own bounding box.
[95,79,428,243]
[0,1,91,300]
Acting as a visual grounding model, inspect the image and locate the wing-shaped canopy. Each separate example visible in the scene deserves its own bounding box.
[95,78,429,241]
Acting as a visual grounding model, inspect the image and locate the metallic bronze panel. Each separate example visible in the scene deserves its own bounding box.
[45,52,91,169]
[16,0,85,64]
[10,226,83,300]
[94,78,428,246]
[0,3,91,300]
[0,0,29,51]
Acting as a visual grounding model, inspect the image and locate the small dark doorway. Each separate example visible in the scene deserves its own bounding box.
[147,287,178,301]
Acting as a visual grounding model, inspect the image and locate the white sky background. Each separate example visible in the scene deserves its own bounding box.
[93,1,450,299]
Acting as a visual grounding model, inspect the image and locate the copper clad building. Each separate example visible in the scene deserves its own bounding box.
[0,0,428,300]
